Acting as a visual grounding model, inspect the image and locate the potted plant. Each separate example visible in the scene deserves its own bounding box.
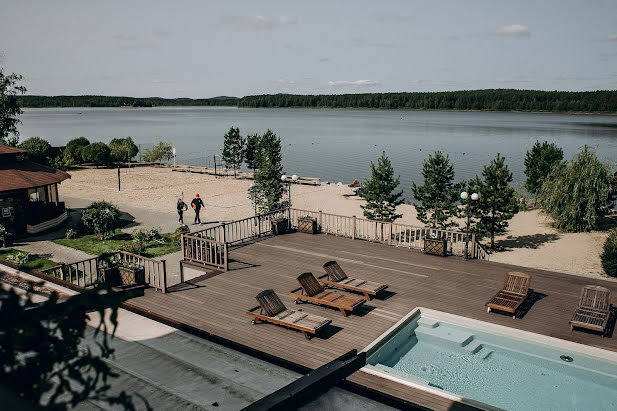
[271,216,289,235]
[98,253,120,286]
[116,259,145,286]
[0,224,12,248]
[297,215,318,234]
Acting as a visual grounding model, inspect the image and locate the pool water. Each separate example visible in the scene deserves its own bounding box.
[366,315,617,410]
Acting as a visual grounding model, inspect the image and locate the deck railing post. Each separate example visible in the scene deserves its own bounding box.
[388,223,392,245]
[222,222,227,245]
[161,259,167,293]
[471,232,476,259]
[318,210,323,232]
[352,215,356,240]
[224,242,229,271]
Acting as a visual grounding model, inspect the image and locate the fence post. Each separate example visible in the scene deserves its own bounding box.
[222,222,227,244]
[181,234,186,261]
[318,210,323,232]
[388,223,392,245]
[471,233,476,259]
[161,259,167,293]
[352,216,356,240]
[224,242,229,271]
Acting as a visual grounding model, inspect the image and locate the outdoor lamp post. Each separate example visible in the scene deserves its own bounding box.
[281,174,299,206]
[461,191,479,260]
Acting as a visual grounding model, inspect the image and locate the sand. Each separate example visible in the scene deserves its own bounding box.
[58,166,610,279]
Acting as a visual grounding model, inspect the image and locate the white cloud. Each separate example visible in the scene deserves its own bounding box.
[220,15,297,30]
[276,79,296,85]
[328,80,380,88]
[152,79,176,84]
[494,24,531,37]
[608,34,617,41]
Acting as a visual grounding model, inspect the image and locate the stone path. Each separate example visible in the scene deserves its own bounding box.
[13,240,94,265]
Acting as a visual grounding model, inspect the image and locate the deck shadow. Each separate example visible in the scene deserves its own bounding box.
[314,324,343,340]
[227,235,275,251]
[516,290,548,319]
[166,282,206,293]
[604,306,617,338]
[374,290,397,301]
[227,259,260,271]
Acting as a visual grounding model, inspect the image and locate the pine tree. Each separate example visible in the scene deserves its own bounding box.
[252,129,286,212]
[411,151,462,229]
[475,153,518,248]
[524,140,564,195]
[358,152,404,222]
[221,126,245,178]
[244,132,260,172]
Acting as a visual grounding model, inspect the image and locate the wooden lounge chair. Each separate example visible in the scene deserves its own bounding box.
[485,271,531,318]
[246,290,331,339]
[289,272,366,317]
[319,260,388,301]
[570,285,611,336]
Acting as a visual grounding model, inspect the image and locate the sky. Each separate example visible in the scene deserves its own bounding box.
[1,0,617,98]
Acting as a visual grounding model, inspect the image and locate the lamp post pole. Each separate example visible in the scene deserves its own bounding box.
[460,191,479,260]
[281,174,299,206]
[249,183,256,216]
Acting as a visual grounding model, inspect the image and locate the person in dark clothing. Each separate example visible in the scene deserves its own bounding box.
[191,194,204,224]
[177,198,187,224]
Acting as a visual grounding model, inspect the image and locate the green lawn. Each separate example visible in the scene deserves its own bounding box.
[52,232,180,258]
[0,249,58,271]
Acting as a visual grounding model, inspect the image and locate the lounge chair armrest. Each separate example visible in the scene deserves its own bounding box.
[247,306,261,313]
[317,273,329,280]
[289,287,303,294]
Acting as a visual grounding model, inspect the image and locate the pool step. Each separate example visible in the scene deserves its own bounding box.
[415,323,473,348]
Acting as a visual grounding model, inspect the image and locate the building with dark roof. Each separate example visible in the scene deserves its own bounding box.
[0,144,71,234]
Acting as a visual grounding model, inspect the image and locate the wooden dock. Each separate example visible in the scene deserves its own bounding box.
[124,232,617,410]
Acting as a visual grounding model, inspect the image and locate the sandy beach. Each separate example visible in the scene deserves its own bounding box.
[59,166,610,279]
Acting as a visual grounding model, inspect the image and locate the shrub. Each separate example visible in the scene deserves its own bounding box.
[6,251,30,265]
[19,136,53,165]
[119,241,144,255]
[81,201,120,239]
[131,227,162,244]
[172,225,190,246]
[109,137,139,163]
[0,224,7,236]
[65,137,90,163]
[143,141,173,162]
[601,229,617,277]
[65,228,77,239]
[81,142,111,166]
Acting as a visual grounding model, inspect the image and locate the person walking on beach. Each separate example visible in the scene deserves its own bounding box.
[177,198,187,224]
[191,194,205,224]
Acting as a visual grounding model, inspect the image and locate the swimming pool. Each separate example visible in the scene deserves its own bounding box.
[361,308,617,410]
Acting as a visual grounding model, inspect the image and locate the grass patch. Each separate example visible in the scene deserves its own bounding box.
[52,231,180,258]
[0,249,58,271]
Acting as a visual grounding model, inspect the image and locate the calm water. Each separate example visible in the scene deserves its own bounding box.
[18,107,617,200]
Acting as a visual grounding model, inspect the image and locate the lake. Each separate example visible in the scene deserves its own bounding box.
[17,107,617,201]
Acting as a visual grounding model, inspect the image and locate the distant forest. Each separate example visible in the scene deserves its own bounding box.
[18,95,240,108]
[17,90,617,113]
[238,90,617,113]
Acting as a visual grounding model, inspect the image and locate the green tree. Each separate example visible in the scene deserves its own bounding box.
[143,141,173,162]
[524,140,564,195]
[0,68,26,146]
[109,137,139,163]
[18,136,53,165]
[358,152,404,222]
[474,154,518,248]
[537,146,613,232]
[81,201,120,240]
[411,151,462,229]
[252,129,286,212]
[81,142,111,167]
[65,137,90,163]
[221,127,245,178]
[244,132,261,172]
[602,229,617,277]
[0,281,142,409]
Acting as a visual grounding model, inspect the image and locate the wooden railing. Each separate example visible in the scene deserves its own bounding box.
[41,256,101,288]
[182,234,228,271]
[116,251,167,293]
[289,208,488,260]
[40,252,168,292]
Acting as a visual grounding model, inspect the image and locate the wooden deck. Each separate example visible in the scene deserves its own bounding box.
[124,232,617,410]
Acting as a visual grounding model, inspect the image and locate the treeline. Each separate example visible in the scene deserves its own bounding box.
[18,95,240,108]
[238,90,617,113]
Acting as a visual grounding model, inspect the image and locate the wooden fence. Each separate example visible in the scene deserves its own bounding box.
[181,234,228,271]
[41,252,168,292]
[289,208,488,260]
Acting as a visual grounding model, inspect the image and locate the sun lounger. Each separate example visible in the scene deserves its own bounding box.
[570,285,611,336]
[485,271,531,318]
[289,272,366,317]
[318,260,387,301]
[246,290,331,339]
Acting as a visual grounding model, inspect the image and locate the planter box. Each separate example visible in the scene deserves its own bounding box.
[100,267,120,286]
[272,218,289,235]
[0,234,13,248]
[424,237,448,257]
[297,216,318,234]
[118,266,145,286]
